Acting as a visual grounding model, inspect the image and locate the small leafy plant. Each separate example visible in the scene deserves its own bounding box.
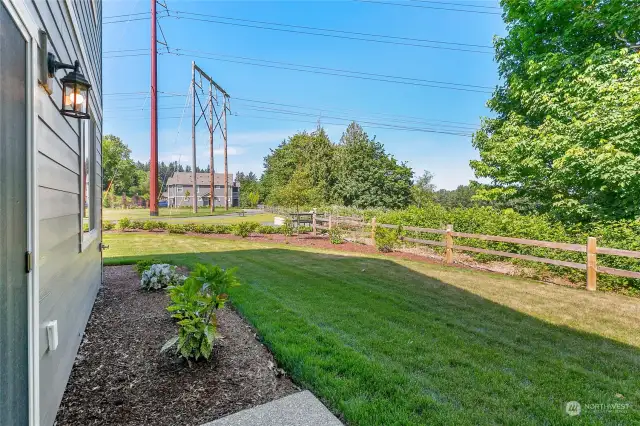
[140,264,185,291]
[135,258,162,276]
[232,221,259,238]
[103,221,115,231]
[328,226,344,244]
[118,217,131,231]
[375,225,402,253]
[282,218,295,237]
[162,264,240,362]
[168,224,186,234]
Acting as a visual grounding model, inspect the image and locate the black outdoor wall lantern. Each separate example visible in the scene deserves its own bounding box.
[47,53,91,119]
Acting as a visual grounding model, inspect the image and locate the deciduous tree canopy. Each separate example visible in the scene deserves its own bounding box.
[472,0,640,222]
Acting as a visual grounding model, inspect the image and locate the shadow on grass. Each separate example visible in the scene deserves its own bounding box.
[106,248,640,425]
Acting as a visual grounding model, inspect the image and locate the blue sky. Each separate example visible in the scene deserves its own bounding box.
[103,0,505,189]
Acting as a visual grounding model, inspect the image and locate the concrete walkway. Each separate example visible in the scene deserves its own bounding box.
[201,391,343,426]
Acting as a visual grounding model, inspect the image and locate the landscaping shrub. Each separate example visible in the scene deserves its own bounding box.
[168,224,187,234]
[162,264,240,361]
[232,221,259,238]
[143,220,163,231]
[140,264,185,291]
[257,225,279,234]
[130,220,145,230]
[103,221,115,231]
[374,226,402,253]
[298,226,312,234]
[282,219,295,237]
[135,259,161,276]
[118,217,131,231]
[328,226,344,244]
[211,224,232,234]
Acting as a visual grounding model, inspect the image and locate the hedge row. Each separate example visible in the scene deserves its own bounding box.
[368,205,640,294]
[103,218,311,238]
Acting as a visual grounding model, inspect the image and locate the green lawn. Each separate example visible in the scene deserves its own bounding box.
[103,208,275,224]
[104,233,640,425]
[104,207,243,220]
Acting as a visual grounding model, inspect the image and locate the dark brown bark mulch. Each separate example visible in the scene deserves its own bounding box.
[55,265,298,426]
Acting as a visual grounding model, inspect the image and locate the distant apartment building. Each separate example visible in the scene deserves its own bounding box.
[165,172,239,208]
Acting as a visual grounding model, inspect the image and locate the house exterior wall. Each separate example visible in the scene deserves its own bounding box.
[20,1,103,424]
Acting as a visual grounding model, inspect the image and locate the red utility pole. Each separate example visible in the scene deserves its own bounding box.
[149,0,159,216]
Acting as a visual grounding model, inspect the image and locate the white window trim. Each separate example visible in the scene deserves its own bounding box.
[80,119,97,252]
[177,184,183,193]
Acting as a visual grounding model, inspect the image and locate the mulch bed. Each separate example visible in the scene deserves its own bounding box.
[55,265,299,426]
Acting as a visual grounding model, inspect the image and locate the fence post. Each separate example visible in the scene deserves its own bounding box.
[371,217,376,243]
[445,224,454,264]
[587,236,597,291]
[329,214,333,230]
[312,213,317,236]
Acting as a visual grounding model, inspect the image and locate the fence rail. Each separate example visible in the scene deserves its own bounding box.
[310,213,640,291]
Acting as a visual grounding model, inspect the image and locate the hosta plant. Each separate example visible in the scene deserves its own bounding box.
[140,264,185,291]
[162,264,240,362]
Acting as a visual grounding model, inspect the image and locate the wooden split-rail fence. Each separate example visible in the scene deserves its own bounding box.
[310,214,640,292]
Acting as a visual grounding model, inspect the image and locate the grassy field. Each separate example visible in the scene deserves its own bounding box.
[103,208,275,224]
[104,207,243,220]
[104,233,640,425]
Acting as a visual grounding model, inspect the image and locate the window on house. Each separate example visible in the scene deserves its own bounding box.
[81,117,97,247]
[214,185,224,189]
[177,185,183,193]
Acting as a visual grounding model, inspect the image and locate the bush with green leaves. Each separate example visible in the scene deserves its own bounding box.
[232,221,259,238]
[143,220,161,231]
[328,226,344,244]
[374,226,402,253]
[282,218,295,237]
[118,217,131,231]
[168,224,186,234]
[130,220,145,230]
[162,264,240,362]
[298,225,312,234]
[257,225,279,234]
[103,221,115,231]
[140,264,185,291]
[135,258,162,276]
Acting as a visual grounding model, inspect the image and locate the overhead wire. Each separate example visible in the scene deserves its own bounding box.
[104,10,493,53]
[104,48,494,94]
[353,0,502,15]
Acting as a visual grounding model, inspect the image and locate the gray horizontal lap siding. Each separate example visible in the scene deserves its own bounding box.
[24,1,103,425]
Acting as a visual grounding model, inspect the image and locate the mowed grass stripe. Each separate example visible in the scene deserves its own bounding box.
[104,234,640,425]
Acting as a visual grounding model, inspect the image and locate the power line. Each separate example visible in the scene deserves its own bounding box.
[103,12,493,53]
[407,0,501,9]
[104,48,494,93]
[161,13,493,54]
[167,10,493,50]
[104,91,480,128]
[354,0,502,15]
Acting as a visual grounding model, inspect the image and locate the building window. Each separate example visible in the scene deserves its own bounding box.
[214,185,224,189]
[81,117,97,249]
[177,185,183,193]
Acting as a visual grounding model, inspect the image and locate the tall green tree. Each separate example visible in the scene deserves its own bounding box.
[272,167,322,213]
[472,1,640,222]
[411,171,436,207]
[334,123,413,209]
[102,134,136,196]
[261,126,336,204]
